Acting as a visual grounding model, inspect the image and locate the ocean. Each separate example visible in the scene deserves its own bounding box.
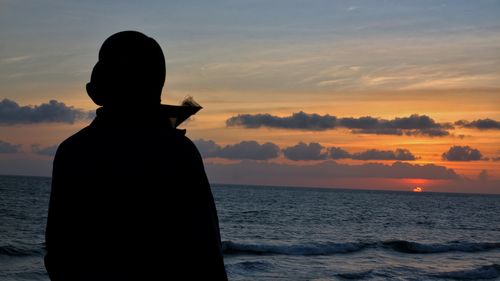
[1,175,499,281]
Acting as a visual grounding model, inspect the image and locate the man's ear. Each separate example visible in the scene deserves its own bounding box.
[86,82,105,106]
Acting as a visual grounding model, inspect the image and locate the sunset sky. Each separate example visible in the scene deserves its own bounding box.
[1,0,499,193]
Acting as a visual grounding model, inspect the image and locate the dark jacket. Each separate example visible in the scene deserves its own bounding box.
[45,106,228,280]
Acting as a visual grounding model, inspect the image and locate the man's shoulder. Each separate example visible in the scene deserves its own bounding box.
[174,132,200,154]
[162,130,201,161]
[56,125,96,154]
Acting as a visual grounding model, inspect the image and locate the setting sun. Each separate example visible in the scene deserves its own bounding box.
[412,187,423,193]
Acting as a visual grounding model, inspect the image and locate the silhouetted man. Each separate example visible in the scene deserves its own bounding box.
[45,31,228,280]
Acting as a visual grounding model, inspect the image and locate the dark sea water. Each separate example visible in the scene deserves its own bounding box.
[1,175,500,281]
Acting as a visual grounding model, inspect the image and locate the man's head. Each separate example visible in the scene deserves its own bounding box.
[86,31,166,107]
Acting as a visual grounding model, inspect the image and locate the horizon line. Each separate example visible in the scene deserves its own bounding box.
[1,174,498,196]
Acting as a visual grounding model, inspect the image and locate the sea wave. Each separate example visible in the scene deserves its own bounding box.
[222,241,369,256]
[228,261,274,271]
[429,264,500,280]
[0,244,45,257]
[382,240,500,254]
[335,269,373,280]
[222,240,500,256]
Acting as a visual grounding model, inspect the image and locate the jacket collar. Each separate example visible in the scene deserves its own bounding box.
[91,104,201,129]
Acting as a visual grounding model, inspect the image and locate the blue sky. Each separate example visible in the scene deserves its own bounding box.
[2,0,499,102]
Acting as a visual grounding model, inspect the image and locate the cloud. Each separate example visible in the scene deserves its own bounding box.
[0,99,93,125]
[455,119,500,130]
[351,128,404,135]
[204,161,459,186]
[193,139,221,158]
[442,145,484,161]
[0,140,21,153]
[32,144,58,156]
[402,128,450,137]
[347,114,451,136]
[194,139,279,160]
[328,147,417,160]
[226,111,337,131]
[350,149,417,160]
[338,116,380,129]
[197,139,420,162]
[328,147,352,159]
[283,142,328,161]
[218,141,280,160]
[226,112,451,137]
[386,114,447,130]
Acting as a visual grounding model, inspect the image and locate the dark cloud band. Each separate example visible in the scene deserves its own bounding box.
[204,160,459,181]
[32,144,58,156]
[455,119,500,130]
[226,111,337,131]
[349,148,417,161]
[0,140,21,153]
[227,112,452,137]
[197,139,419,162]
[283,142,328,161]
[442,145,484,161]
[194,139,280,160]
[0,99,93,125]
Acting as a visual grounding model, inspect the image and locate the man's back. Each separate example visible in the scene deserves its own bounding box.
[45,105,227,280]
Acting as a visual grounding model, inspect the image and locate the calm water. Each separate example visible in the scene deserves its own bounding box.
[1,175,500,280]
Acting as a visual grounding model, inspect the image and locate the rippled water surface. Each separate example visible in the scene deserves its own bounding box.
[1,176,499,280]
